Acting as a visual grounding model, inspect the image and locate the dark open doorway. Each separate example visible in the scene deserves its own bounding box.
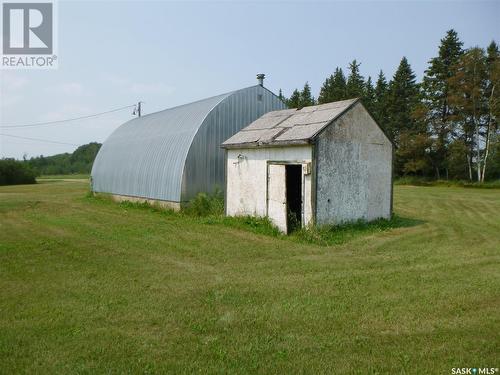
[285,164,302,233]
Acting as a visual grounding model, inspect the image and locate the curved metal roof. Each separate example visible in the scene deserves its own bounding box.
[91,85,285,202]
[91,92,231,202]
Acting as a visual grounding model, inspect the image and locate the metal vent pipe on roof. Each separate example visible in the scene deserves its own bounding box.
[256,73,265,86]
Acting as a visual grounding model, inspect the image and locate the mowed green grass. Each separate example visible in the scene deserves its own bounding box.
[0,181,499,374]
[37,174,90,181]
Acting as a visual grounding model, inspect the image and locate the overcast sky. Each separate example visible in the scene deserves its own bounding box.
[1,0,499,159]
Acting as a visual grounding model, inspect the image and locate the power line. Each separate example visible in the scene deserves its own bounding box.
[0,133,79,146]
[0,104,136,129]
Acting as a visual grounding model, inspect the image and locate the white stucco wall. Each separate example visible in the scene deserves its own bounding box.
[225,146,313,230]
[315,102,393,225]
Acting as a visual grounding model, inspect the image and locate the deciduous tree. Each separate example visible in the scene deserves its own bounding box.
[448,47,488,182]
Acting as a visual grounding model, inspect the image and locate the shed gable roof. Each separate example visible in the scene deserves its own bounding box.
[221,98,359,148]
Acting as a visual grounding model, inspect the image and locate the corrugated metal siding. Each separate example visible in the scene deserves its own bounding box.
[182,85,286,200]
[91,92,231,202]
[91,85,285,203]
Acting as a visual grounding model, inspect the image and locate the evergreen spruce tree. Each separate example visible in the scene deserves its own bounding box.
[363,76,376,112]
[287,89,301,108]
[331,68,347,101]
[318,74,334,104]
[486,40,500,69]
[422,29,464,179]
[387,57,420,138]
[300,82,314,107]
[373,70,389,123]
[346,60,365,98]
[318,68,347,104]
[386,57,421,175]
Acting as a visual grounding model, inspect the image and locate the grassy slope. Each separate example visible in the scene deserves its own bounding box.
[0,181,499,374]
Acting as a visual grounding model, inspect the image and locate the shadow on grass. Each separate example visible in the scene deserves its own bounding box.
[86,192,424,247]
[202,215,425,246]
[289,215,425,246]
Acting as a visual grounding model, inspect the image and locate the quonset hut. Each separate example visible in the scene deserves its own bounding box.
[91,79,286,209]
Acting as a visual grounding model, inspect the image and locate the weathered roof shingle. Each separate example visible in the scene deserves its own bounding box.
[221,98,358,148]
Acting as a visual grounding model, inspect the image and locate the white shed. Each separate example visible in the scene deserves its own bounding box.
[221,98,393,233]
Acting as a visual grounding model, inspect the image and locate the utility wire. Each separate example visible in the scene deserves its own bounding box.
[0,104,136,129]
[0,133,79,146]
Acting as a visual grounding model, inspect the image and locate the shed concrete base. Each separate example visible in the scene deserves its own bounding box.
[94,192,181,211]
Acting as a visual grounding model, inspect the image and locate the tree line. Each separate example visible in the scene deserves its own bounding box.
[23,142,102,176]
[278,30,500,182]
[0,142,101,185]
[0,159,36,186]
[1,142,101,185]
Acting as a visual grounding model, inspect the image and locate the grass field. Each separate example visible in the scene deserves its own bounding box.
[0,181,499,374]
[37,174,90,181]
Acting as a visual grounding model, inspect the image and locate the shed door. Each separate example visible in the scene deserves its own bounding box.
[267,164,287,233]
